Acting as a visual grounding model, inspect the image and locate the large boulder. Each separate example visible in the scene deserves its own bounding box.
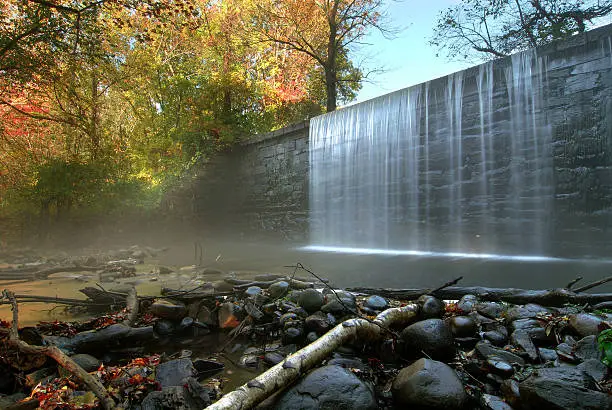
[392,358,466,409]
[401,319,455,360]
[519,367,611,409]
[273,365,376,409]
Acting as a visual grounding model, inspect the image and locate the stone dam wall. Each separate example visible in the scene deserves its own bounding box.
[170,24,612,257]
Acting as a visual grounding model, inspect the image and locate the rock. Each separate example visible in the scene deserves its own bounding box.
[154,319,175,336]
[486,356,514,378]
[304,314,330,335]
[298,289,325,313]
[196,306,215,326]
[538,347,558,362]
[70,354,101,372]
[268,281,289,299]
[419,295,446,318]
[212,280,234,292]
[306,331,318,343]
[287,290,302,303]
[218,302,240,329]
[327,357,366,371]
[179,317,194,331]
[506,304,552,321]
[568,313,604,338]
[401,319,455,360]
[141,383,210,410]
[264,352,285,366]
[449,315,477,337]
[273,365,376,410]
[484,330,508,346]
[481,394,514,410]
[557,342,579,363]
[325,290,356,304]
[519,368,610,410]
[245,286,263,298]
[469,311,499,330]
[477,302,505,319]
[475,342,525,366]
[392,358,466,409]
[155,359,197,387]
[0,393,27,409]
[457,294,477,314]
[192,359,224,379]
[321,300,352,315]
[282,327,304,345]
[149,299,187,320]
[279,313,301,328]
[510,319,541,332]
[364,295,388,310]
[574,335,604,361]
[577,359,608,382]
[239,354,260,369]
[500,379,521,408]
[511,330,538,361]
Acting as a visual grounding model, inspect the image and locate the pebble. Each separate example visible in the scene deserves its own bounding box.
[457,294,477,314]
[483,330,508,346]
[364,295,388,310]
[244,286,263,298]
[268,281,289,299]
[486,356,514,378]
[419,295,446,318]
[449,315,477,337]
[298,289,325,313]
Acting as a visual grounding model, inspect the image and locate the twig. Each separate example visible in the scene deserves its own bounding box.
[1,290,116,409]
[573,275,612,293]
[565,276,583,290]
[430,276,463,294]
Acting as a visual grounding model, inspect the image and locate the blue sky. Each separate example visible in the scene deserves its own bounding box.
[353,0,469,103]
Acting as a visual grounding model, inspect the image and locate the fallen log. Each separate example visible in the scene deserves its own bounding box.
[0,265,100,281]
[79,287,129,305]
[346,286,612,307]
[44,323,155,355]
[0,295,108,307]
[207,303,419,409]
[1,290,116,409]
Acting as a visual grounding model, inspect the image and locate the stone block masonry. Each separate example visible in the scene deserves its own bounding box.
[170,24,612,257]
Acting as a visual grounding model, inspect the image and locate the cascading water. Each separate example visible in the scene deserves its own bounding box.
[309,48,554,256]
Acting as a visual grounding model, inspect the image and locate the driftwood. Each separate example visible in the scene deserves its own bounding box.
[207,303,419,409]
[1,290,116,409]
[347,285,612,307]
[0,265,100,281]
[223,277,316,290]
[0,294,108,307]
[79,287,129,305]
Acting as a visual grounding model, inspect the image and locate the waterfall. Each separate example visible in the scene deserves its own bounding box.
[309,49,553,255]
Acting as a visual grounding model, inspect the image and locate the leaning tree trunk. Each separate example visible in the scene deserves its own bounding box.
[206,303,418,409]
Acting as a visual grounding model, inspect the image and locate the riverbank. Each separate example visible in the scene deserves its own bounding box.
[0,247,610,409]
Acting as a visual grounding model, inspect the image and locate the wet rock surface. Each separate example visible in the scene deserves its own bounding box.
[392,358,467,409]
[273,365,377,409]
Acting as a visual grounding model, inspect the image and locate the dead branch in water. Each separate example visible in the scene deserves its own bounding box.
[1,290,116,410]
[347,284,612,306]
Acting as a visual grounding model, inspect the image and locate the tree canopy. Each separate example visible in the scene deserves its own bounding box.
[431,0,612,61]
[0,0,389,233]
